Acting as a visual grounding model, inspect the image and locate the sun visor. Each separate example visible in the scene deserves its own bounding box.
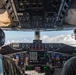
[65,9,76,25]
[0,10,11,27]
[64,0,76,25]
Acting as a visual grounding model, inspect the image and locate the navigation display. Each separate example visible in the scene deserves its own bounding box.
[55,53,60,61]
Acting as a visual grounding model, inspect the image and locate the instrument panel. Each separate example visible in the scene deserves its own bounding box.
[8,42,73,69]
[10,50,71,68]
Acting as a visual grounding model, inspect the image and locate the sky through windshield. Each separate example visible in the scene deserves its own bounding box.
[4,30,76,46]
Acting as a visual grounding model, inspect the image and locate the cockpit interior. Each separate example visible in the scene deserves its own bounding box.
[0,0,76,75]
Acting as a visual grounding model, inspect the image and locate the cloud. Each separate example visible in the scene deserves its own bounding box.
[40,35,50,43]
[41,34,76,45]
[5,38,31,45]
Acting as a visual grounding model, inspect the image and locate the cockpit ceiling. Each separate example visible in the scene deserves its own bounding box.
[0,0,76,31]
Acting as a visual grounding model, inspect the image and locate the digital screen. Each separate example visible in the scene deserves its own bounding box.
[55,53,60,61]
[29,52,37,61]
[15,54,20,59]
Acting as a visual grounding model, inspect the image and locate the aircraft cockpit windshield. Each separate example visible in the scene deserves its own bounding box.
[4,30,75,46]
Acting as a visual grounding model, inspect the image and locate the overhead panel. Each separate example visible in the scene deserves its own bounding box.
[2,0,72,30]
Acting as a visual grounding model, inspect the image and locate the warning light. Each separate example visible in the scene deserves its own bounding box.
[27,66,32,70]
[44,53,49,56]
[43,66,48,70]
